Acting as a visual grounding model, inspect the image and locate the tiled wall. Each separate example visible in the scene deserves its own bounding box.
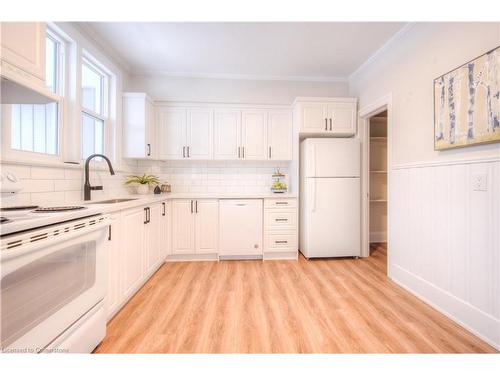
[0,160,291,207]
[137,160,291,194]
[0,161,137,207]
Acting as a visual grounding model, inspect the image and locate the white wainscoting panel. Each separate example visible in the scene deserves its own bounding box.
[389,159,500,349]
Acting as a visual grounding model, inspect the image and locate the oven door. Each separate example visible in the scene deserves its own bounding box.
[1,216,109,352]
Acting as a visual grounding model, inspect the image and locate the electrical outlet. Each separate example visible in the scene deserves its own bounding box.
[472,173,488,191]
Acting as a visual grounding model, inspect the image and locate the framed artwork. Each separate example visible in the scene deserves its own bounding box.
[434,46,500,150]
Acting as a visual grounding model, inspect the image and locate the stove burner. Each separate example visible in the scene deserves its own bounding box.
[0,217,10,224]
[33,206,87,212]
[1,205,39,211]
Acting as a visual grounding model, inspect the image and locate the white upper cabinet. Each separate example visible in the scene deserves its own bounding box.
[1,22,46,85]
[295,97,357,136]
[214,109,241,160]
[268,110,292,160]
[123,93,157,159]
[241,110,268,160]
[186,108,214,159]
[157,107,186,160]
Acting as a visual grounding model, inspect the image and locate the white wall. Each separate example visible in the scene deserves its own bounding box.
[350,22,500,349]
[127,75,349,104]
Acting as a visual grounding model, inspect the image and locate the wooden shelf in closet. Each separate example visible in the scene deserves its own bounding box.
[370,199,387,203]
[370,170,387,174]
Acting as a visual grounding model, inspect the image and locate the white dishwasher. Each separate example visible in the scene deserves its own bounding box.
[219,199,263,258]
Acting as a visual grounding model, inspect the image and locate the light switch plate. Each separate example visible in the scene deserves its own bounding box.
[472,173,488,191]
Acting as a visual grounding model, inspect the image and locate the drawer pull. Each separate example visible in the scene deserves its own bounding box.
[275,218,288,222]
[275,240,288,244]
[275,202,288,205]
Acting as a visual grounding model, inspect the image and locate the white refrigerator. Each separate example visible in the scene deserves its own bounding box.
[299,138,360,258]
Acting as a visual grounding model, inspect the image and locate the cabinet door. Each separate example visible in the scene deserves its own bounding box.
[122,207,146,299]
[214,110,241,160]
[0,22,46,81]
[159,201,171,259]
[299,102,328,133]
[195,200,218,254]
[187,108,213,159]
[172,200,196,254]
[145,98,156,158]
[268,111,292,160]
[123,94,150,159]
[328,102,357,135]
[241,110,268,160]
[144,203,163,275]
[157,108,186,160]
[106,213,122,321]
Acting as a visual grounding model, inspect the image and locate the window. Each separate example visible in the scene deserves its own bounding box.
[81,56,108,160]
[10,32,62,156]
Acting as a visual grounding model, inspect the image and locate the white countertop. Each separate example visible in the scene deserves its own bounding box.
[81,192,298,214]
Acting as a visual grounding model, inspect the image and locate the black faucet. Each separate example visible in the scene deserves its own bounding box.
[84,154,115,201]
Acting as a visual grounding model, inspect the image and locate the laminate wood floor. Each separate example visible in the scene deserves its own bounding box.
[94,243,497,353]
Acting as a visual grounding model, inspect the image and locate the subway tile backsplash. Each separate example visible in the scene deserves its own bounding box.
[0,159,290,207]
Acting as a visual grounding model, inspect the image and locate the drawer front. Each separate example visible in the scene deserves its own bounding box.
[264,198,297,209]
[264,210,297,230]
[265,232,298,252]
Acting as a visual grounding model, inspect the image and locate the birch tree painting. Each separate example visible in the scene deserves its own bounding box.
[434,46,500,150]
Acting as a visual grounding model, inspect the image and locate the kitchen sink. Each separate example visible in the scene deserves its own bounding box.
[88,198,138,204]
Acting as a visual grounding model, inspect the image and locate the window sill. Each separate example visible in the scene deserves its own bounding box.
[0,156,128,173]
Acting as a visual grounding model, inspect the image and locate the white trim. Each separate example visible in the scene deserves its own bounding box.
[154,100,292,110]
[349,23,417,82]
[392,156,500,170]
[131,70,349,83]
[0,156,132,173]
[391,264,500,350]
[292,96,358,106]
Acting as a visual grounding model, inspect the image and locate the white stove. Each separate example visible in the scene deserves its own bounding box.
[0,205,103,236]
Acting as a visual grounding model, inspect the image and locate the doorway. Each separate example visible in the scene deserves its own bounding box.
[359,94,391,271]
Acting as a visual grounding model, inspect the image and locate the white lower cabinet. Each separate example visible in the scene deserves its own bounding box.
[172,199,218,255]
[263,198,298,259]
[106,200,169,321]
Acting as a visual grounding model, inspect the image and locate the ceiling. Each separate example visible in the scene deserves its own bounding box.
[81,22,406,81]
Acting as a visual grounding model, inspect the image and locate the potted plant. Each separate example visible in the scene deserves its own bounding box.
[125,174,159,195]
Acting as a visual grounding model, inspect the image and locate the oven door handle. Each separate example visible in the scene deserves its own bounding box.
[1,218,111,261]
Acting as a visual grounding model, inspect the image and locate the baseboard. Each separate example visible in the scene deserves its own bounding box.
[218,254,263,261]
[263,251,298,260]
[390,263,500,350]
[369,231,387,243]
[165,253,218,262]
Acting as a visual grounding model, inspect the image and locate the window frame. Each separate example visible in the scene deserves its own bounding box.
[1,27,66,164]
[80,53,110,161]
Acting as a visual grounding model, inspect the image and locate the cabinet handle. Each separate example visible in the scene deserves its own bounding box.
[238,146,240,158]
[275,218,288,222]
[147,143,151,156]
[162,202,166,216]
[190,200,193,213]
[242,147,245,158]
[182,146,186,158]
[147,207,150,223]
[269,146,272,159]
[275,240,288,244]
[329,118,332,131]
[144,207,148,224]
[275,201,288,205]
[108,225,112,241]
[325,118,328,130]
[195,200,198,213]
[187,146,190,158]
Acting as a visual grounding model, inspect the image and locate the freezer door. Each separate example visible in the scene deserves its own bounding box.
[304,177,360,258]
[302,138,360,177]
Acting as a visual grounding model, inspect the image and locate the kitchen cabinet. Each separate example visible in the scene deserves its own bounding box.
[268,110,292,160]
[263,198,298,260]
[123,93,156,159]
[295,98,357,136]
[1,22,46,86]
[241,110,268,160]
[159,201,171,259]
[122,206,146,300]
[172,199,218,255]
[144,202,163,276]
[105,213,122,320]
[157,107,213,160]
[214,109,241,159]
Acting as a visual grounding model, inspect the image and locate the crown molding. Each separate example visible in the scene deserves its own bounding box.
[348,22,417,82]
[131,70,349,83]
